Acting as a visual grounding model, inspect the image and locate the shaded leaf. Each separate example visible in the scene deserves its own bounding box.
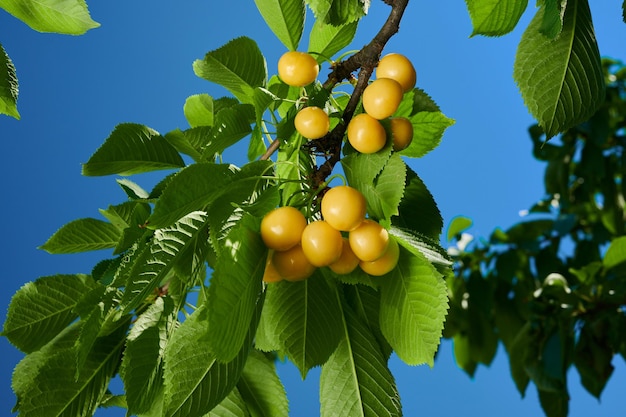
[40,218,121,254]
[603,235,626,269]
[0,0,99,34]
[237,350,289,417]
[254,0,305,51]
[540,0,566,38]
[82,123,185,176]
[2,274,98,353]
[514,0,605,138]
[447,216,473,241]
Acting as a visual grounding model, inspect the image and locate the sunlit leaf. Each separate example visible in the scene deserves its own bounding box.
[254,0,305,51]
[308,19,358,62]
[2,274,98,353]
[82,123,185,176]
[237,350,289,417]
[306,0,369,25]
[40,218,121,254]
[0,0,99,34]
[514,0,605,138]
[184,94,215,128]
[602,235,626,269]
[447,216,473,241]
[464,0,529,36]
[0,43,19,119]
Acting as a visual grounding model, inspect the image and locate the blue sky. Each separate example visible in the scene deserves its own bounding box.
[1,1,625,416]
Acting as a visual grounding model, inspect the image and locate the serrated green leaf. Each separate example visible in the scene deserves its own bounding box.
[82,123,185,176]
[2,274,98,353]
[193,37,267,104]
[254,0,305,51]
[184,94,215,128]
[447,216,473,241]
[116,178,149,199]
[308,19,358,62]
[0,0,99,34]
[404,110,455,158]
[602,235,626,269]
[121,297,177,415]
[379,247,448,366]
[513,0,605,138]
[392,167,443,240]
[342,146,406,225]
[464,0,529,36]
[320,292,401,417]
[12,318,129,417]
[40,218,121,254]
[163,301,260,417]
[149,163,237,229]
[0,43,19,119]
[165,129,205,162]
[201,104,254,160]
[262,273,343,377]
[306,0,369,26]
[121,211,210,314]
[207,388,251,417]
[390,227,452,270]
[207,215,266,362]
[237,350,289,417]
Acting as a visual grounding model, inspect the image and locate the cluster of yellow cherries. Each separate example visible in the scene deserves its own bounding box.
[261,50,416,282]
[278,50,417,153]
[261,185,400,282]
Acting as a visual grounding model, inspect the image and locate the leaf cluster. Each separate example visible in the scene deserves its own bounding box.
[445,59,626,417]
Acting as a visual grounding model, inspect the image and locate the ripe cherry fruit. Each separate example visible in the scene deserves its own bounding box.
[277,51,319,87]
[349,219,389,262]
[272,244,316,281]
[321,185,367,232]
[362,78,403,120]
[360,237,400,276]
[260,206,307,251]
[347,113,387,154]
[376,53,417,92]
[390,117,413,151]
[301,220,343,267]
[328,238,360,275]
[294,106,330,139]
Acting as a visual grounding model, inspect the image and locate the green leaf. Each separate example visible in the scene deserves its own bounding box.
[163,302,259,417]
[379,246,448,366]
[392,167,443,240]
[116,178,149,199]
[184,94,215,128]
[237,350,289,417]
[149,163,238,229]
[2,274,98,353]
[193,37,267,104]
[82,123,185,176]
[513,0,605,138]
[464,0,529,36]
[320,292,401,417]
[447,216,473,241]
[306,0,369,25]
[574,323,614,398]
[253,0,305,51]
[207,388,251,417]
[0,43,19,119]
[40,218,121,254]
[403,109,455,158]
[121,297,177,415]
[207,215,266,362]
[602,235,626,269]
[262,273,343,377]
[12,319,129,417]
[0,0,99,34]
[308,19,358,62]
[201,104,254,160]
[538,388,569,417]
[121,211,210,314]
[390,227,452,270]
[342,147,406,225]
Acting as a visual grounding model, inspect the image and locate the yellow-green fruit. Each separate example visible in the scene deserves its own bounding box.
[347,113,387,154]
[262,251,283,283]
[294,106,330,139]
[321,185,367,232]
[277,51,319,87]
[329,238,360,275]
[359,237,400,276]
[390,117,413,151]
[349,219,389,262]
[376,53,416,92]
[272,244,316,281]
[260,206,306,251]
[301,220,343,267]
[362,78,403,120]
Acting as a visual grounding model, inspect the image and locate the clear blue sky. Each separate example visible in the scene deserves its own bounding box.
[1,1,625,416]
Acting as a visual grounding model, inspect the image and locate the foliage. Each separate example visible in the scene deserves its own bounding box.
[445,59,626,417]
[2,0,625,416]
